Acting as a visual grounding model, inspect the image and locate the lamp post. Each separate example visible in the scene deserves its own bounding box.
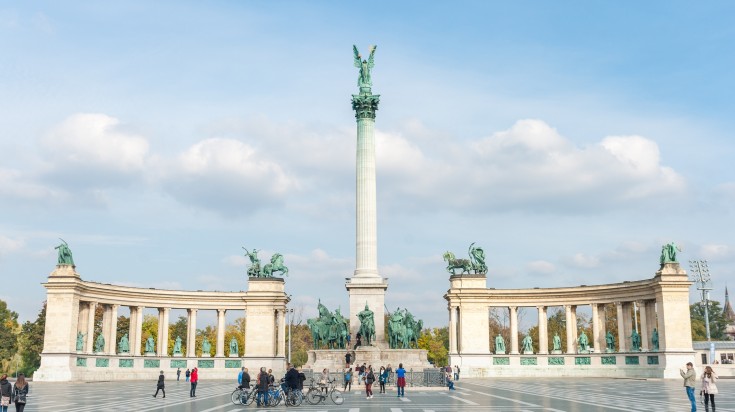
[689,260,712,341]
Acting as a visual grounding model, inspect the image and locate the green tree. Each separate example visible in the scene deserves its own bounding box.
[116,315,129,347]
[0,300,19,369]
[18,303,46,376]
[418,327,448,367]
[691,301,729,341]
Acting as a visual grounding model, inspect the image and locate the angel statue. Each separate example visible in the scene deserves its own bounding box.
[353,45,377,91]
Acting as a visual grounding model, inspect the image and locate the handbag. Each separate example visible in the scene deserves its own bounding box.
[1,396,10,406]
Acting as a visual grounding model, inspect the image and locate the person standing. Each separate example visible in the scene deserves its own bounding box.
[345,352,352,366]
[176,368,181,382]
[365,366,375,399]
[346,333,352,348]
[396,363,406,398]
[256,367,269,407]
[237,367,245,388]
[11,373,29,412]
[378,366,388,394]
[0,374,12,412]
[454,365,460,381]
[680,362,697,412]
[185,368,191,382]
[153,370,166,398]
[343,367,352,392]
[701,365,718,411]
[241,368,251,390]
[284,363,300,396]
[189,367,198,397]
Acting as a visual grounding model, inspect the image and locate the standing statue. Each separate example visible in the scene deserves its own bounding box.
[631,330,641,351]
[606,331,615,352]
[651,328,659,351]
[353,45,376,90]
[578,331,589,352]
[76,332,85,351]
[173,336,183,354]
[468,242,488,275]
[145,336,155,353]
[94,334,105,353]
[118,333,130,353]
[243,247,262,277]
[521,334,534,354]
[552,332,562,351]
[357,303,376,346]
[55,238,75,266]
[495,334,506,353]
[202,337,211,354]
[229,338,239,355]
[660,242,681,265]
[388,308,405,349]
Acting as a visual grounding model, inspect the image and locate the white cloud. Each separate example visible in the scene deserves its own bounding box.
[526,260,556,274]
[0,167,69,201]
[569,253,600,268]
[699,244,734,261]
[0,236,24,256]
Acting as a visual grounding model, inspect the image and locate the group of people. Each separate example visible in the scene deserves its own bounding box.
[151,367,199,399]
[238,364,305,407]
[0,374,28,412]
[680,363,719,412]
[340,362,407,399]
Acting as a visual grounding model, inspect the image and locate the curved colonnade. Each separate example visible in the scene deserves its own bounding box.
[445,262,695,379]
[35,265,288,381]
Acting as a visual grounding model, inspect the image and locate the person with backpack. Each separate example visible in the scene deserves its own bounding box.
[152,370,166,398]
[0,374,12,412]
[256,367,270,407]
[343,367,352,391]
[12,373,29,412]
[365,365,375,399]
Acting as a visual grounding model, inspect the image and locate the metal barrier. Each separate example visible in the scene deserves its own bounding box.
[300,368,446,387]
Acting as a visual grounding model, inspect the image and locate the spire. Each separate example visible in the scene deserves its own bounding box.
[724,285,735,322]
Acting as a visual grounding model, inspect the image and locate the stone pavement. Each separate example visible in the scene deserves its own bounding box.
[15,377,735,411]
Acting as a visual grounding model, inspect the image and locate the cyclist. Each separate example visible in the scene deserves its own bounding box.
[284,363,300,395]
[238,367,250,390]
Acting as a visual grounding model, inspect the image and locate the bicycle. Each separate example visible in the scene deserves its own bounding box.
[267,383,304,407]
[306,378,344,405]
[230,386,256,405]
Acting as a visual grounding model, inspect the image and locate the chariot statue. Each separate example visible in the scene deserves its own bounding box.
[443,242,488,275]
[243,247,289,278]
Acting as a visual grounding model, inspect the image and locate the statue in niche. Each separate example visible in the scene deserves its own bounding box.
[552,332,562,351]
[230,338,239,355]
[94,334,105,353]
[578,331,589,352]
[76,332,85,351]
[145,336,155,353]
[495,334,506,353]
[118,333,130,353]
[631,330,641,351]
[521,334,533,353]
[55,238,75,266]
[651,328,659,351]
[357,303,375,345]
[606,331,615,352]
[202,337,211,354]
[173,336,183,354]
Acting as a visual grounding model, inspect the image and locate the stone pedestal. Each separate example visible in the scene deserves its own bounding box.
[145,352,156,357]
[551,350,562,355]
[523,350,533,355]
[345,277,388,345]
[229,353,238,358]
[173,353,183,357]
[305,346,431,372]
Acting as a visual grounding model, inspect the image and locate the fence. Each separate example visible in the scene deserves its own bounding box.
[300,368,446,387]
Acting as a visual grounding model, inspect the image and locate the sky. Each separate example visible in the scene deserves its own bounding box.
[2,1,734,329]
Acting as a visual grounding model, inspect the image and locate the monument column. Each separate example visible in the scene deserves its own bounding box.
[565,305,575,354]
[159,308,170,356]
[86,301,97,353]
[616,302,627,352]
[187,309,198,357]
[537,306,548,354]
[509,306,519,355]
[346,45,387,345]
[216,309,226,357]
[591,303,601,352]
[448,306,458,354]
[133,306,144,356]
[639,301,649,351]
[107,304,119,354]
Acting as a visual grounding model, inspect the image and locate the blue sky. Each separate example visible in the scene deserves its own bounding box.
[2,1,734,328]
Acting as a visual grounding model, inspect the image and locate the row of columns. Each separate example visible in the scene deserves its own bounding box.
[450,300,660,355]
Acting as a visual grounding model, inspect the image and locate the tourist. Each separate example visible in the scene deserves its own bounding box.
[297,368,306,391]
[386,364,393,384]
[680,362,696,412]
[319,368,330,394]
[0,374,12,412]
[343,367,352,391]
[701,365,718,411]
[189,367,198,397]
[11,373,29,412]
[359,363,366,383]
[454,365,460,381]
[237,367,246,389]
[284,363,300,395]
[396,363,406,398]
[153,370,166,398]
[256,367,269,406]
[378,366,388,394]
[347,333,352,347]
[365,365,375,399]
[241,367,251,389]
[185,368,190,382]
[176,368,181,381]
[267,368,275,385]
[445,369,455,390]
[354,333,362,349]
[345,351,352,366]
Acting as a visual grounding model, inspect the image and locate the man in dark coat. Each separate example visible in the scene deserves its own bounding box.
[256,367,270,406]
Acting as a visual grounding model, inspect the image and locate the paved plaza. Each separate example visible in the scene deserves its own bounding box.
[14,377,734,412]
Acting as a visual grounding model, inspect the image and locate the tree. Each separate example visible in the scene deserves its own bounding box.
[19,303,46,376]
[0,300,19,369]
[418,327,448,367]
[691,301,730,341]
[140,314,158,353]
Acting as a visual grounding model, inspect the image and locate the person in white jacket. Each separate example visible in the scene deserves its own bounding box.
[701,366,718,412]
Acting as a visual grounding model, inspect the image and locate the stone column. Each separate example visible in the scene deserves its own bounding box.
[100,304,111,353]
[537,306,548,354]
[159,308,170,356]
[591,303,601,352]
[187,309,198,357]
[277,309,286,357]
[509,306,519,355]
[107,304,119,354]
[645,301,658,349]
[133,306,144,356]
[448,306,457,354]
[565,305,575,354]
[638,301,649,351]
[77,302,89,348]
[616,302,626,352]
[127,307,137,354]
[86,301,97,353]
[622,302,634,351]
[216,309,226,357]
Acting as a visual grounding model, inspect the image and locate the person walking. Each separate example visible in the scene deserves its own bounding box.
[365,366,375,399]
[176,368,181,381]
[185,368,191,382]
[0,374,12,412]
[396,363,406,398]
[680,362,697,412]
[379,366,388,394]
[189,367,198,397]
[343,367,352,392]
[701,365,718,411]
[256,367,269,407]
[153,370,166,398]
[11,373,29,412]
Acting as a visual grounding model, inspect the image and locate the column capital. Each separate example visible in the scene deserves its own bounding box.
[351,94,380,119]
[217,308,226,315]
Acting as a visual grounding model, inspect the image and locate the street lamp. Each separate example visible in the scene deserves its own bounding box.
[689,260,712,341]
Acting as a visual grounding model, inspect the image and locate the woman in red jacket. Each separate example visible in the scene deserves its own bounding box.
[190,368,199,397]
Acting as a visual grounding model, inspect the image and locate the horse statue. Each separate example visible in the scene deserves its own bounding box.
[307,318,327,349]
[443,251,472,275]
[262,253,289,277]
[409,319,423,348]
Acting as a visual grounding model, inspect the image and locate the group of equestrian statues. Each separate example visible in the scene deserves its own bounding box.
[387,307,423,349]
[307,301,352,349]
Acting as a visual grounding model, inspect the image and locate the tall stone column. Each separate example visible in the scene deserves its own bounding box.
[616,302,627,352]
[622,302,634,350]
[537,306,548,354]
[591,303,601,352]
[565,305,575,354]
[86,301,97,353]
[216,309,226,357]
[509,306,519,354]
[346,84,387,344]
[77,302,89,348]
[638,301,649,351]
[100,304,111,353]
[159,308,170,356]
[448,306,457,354]
[187,309,198,357]
[133,306,144,356]
[107,305,119,354]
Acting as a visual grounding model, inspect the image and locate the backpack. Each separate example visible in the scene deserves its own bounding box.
[366,371,375,384]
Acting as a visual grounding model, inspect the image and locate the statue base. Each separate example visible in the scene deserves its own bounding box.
[200,354,210,358]
[606,349,615,353]
[118,351,130,355]
[578,350,590,354]
[229,353,238,358]
[145,352,156,357]
[305,345,431,372]
[551,350,562,355]
[173,353,183,357]
[495,350,506,355]
[523,350,534,355]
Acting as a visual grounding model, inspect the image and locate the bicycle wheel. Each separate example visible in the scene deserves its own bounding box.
[288,390,303,407]
[269,391,281,407]
[244,390,257,406]
[231,389,242,405]
[330,389,344,405]
[307,388,323,405]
